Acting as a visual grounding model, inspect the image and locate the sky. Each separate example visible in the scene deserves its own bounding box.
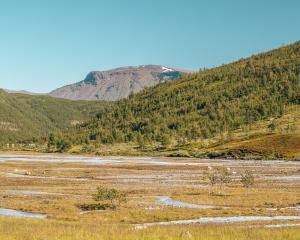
[0,0,300,93]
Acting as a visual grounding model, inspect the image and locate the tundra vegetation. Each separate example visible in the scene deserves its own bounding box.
[78,186,127,211]
[241,170,255,188]
[206,168,233,195]
[0,156,299,239]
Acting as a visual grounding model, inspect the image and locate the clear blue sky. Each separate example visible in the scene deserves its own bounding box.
[0,0,299,93]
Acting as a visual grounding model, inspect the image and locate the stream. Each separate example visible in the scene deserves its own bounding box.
[156,196,214,209]
[0,208,47,219]
[135,215,300,228]
[0,171,89,181]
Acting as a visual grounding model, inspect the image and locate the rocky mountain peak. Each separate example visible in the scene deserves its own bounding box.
[49,65,190,101]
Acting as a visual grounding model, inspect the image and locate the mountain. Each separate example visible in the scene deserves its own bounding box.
[0,90,105,144]
[2,89,42,95]
[58,41,300,158]
[49,65,190,101]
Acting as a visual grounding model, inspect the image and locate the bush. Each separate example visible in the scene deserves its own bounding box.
[241,170,255,188]
[93,186,127,207]
[206,168,232,195]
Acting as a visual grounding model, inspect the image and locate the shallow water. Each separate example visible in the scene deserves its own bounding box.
[0,154,120,165]
[0,171,89,181]
[265,223,300,228]
[285,206,300,211]
[131,196,217,209]
[0,154,216,166]
[156,196,214,209]
[136,215,300,228]
[266,175,300,181]
[0,208,47,219]
[1,154,300,168]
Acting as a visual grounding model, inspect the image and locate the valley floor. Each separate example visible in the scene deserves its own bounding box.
[0,154,299,239]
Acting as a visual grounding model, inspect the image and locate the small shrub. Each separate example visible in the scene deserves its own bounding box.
[206,171,218,195]
[206,168,232,195]
[93,186,127,207]
[241,170,255,188]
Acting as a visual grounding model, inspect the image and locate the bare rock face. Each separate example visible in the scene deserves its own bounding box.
[49,65,190,101]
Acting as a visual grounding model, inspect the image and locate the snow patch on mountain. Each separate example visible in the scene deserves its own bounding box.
[162,66,174,73]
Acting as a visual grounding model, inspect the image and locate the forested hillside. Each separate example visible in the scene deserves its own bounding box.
[62,41,300,149]
[0,91,105,143]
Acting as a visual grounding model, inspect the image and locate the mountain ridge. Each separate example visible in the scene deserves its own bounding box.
[48,65,190,101]
[2,89,42,96]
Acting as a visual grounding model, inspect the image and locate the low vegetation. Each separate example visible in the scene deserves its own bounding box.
[92,186,127,208]
[0,218,299,240]
[241,171,255,189]
[78,186,127,211]
[0,155,299,239]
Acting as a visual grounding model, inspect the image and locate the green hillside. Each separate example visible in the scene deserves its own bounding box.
[61,41,300,155]
[0,91,105,144]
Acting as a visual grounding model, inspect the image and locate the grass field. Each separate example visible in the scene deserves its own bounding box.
[0,218,300,240]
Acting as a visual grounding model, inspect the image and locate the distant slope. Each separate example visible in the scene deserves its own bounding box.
[63,41,300,149]
[2,89,42,95]
[49,65,190,101]
[0,91,104,143]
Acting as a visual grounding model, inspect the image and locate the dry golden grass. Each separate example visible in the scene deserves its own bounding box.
[0,217,299,240]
